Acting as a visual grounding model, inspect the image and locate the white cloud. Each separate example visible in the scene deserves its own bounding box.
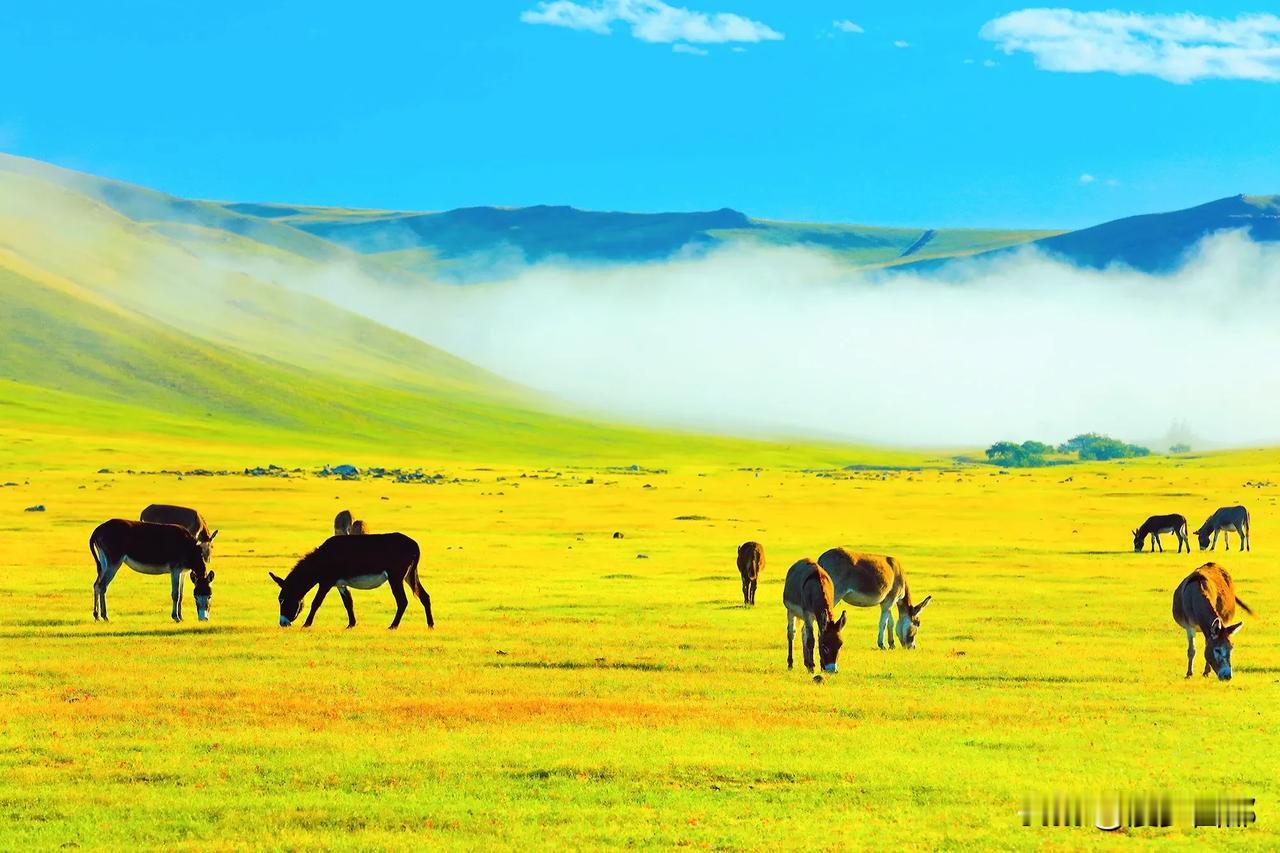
[893,39,910,48]
[980,9,1280,83]
[1079,173,1096,184]
[521,1,783,45]
[983,58,997,68]
[672,42,708,55]
[833,19,863,34]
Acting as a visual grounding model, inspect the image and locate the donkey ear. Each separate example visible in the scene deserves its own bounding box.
[1210,617,1224,636]
[205,571,215,583]
[209,530,219,542]
[1223,621,1243,636]
[914,595,933,614]
[269,572,285,587]
[835,610,847,630]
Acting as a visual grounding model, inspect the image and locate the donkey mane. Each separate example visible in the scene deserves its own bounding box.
[286,546,327,585]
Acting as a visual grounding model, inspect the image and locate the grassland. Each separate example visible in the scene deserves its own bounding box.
[2,153,1277,849]
[1,433,1278,850]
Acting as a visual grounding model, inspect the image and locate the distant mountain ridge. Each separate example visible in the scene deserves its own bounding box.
[3,153,1275,279]
[1031,194,1280,272]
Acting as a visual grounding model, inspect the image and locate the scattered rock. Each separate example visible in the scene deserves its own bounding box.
[636,554,649,559]
[613,532,624,539]
[24,505,45,512]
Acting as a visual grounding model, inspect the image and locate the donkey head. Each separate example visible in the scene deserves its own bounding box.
[191,570,215,621]
[351,520,368,535]
[896,595,933,649]
[269,571,305,627]
[817,611,847,673]
[1196,529,1212,551]
[1205,618,1242,680]
[197,529,219,562]
[1131,529,1144,552]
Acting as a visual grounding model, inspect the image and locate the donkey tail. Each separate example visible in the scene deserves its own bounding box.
[406,554,434,628]
[88,535,102,577]
[407,556,423,597]
[1236,596,1256,617]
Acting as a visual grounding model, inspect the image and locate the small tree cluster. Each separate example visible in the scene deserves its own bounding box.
[1058,433,1150,461]
[985,440,1052,467]
[984,433,1152,467]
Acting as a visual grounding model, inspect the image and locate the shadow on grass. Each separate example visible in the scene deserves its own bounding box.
[490,660,672,672]
[0,624,256,640]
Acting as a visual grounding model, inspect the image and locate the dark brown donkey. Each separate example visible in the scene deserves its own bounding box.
[1132,513,1189,553]
[334,510,354,536]
[783,558,847,673]
[1172,562,1253,680]
[350,520,368,534]
[89,519,210,622]
[270,532,433,629]
[736,541,764,605]
[1195,506,1250,552]
[141,504,218,560]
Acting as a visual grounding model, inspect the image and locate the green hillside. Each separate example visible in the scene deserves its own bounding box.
[0,156,900,468]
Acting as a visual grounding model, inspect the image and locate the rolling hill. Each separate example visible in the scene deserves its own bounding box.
[1031,193,1280,272]
[0,154,882,467]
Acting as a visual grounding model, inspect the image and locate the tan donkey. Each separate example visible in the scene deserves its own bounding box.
[817,548,932,649]
[1173,562,1253,680]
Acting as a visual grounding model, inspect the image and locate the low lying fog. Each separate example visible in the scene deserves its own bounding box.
[239,230,1280,448]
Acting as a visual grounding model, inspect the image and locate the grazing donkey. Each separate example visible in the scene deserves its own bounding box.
[350,520,368,534]
[1172,562,1253,680]
[1132,513,1189,553]
[783,558,847,673]
[1195,506,1250,552]
[736,541,764,606]
[817,548,932,649]
[270,532,433,629]
[89,519,211,622]
[334,510,354,536]
[140,504,218,560]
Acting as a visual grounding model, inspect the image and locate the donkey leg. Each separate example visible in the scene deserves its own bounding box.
[338,588,356,628]
[97,560,121,623]
[1185,629,1195,678]
[388,578,409,629]
[786,614,795,670]
[303,583,333,628]
[741,576,750,606]
[749,578,758,606]
[1155,533,1163,553]
[91,549,104,621]
[415,585,434,628]
[801,618,816,673]
[170,569,184,623]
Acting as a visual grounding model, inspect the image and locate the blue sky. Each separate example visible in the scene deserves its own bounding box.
[2,1,1278,228]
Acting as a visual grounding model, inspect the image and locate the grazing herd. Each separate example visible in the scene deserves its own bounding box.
[1133,505,1250,554]
[82,495,1257,683]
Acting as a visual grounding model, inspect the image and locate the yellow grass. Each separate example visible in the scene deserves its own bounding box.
[1,437,1278,849]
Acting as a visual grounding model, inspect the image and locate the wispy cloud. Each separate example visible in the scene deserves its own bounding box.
[521,1,783,46]
[672,42,708,55]
[1080,173,1120,186]
[893,39,910,49]
[980,9,1280,83]
[833,19,863,35]
[1079,173,1096,184]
